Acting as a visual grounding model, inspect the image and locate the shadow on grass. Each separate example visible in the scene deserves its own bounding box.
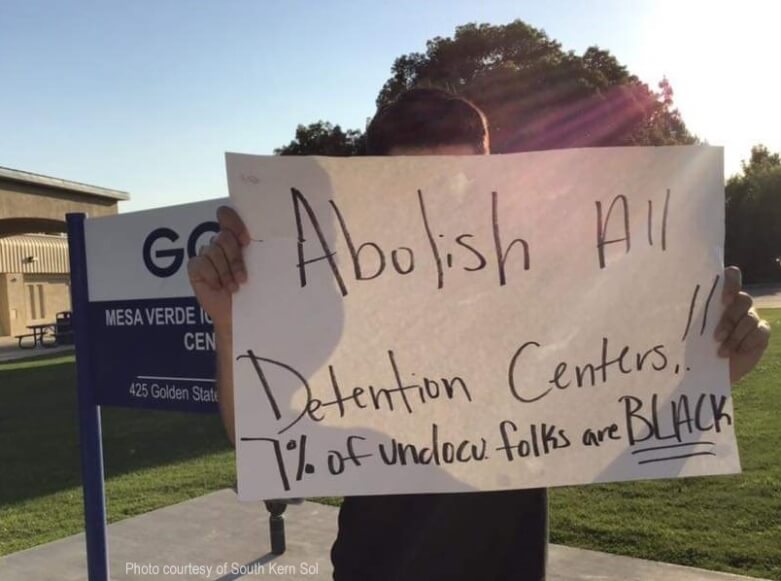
[0,354,232,507]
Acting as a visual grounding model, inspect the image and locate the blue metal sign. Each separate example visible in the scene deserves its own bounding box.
[82,198,227,413]
[67,198,227,580]
[86,296,218,412]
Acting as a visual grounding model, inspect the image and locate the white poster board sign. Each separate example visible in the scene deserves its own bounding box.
[227,146,739,501]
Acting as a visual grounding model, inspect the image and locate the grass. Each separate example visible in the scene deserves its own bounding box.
[0,354,235,555]
[549,309,781,579]
[0,311,779,578]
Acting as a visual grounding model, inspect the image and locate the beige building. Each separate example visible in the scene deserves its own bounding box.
[0,166,128,338]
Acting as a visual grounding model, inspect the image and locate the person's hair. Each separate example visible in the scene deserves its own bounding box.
[366,88,490,155]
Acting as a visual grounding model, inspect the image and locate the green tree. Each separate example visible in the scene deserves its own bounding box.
[376,21,695,152]
[725,145,781,283]
[275,121,365,156]
[276,20,694,156]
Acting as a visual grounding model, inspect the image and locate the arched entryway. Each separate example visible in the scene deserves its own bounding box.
[0,166,128,337]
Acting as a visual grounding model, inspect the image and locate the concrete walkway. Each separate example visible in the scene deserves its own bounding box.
[0,335,74,363]
[748,283,781,310]
[0,489,766,581]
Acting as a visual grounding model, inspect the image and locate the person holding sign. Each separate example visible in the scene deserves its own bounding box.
[188,88,771,581]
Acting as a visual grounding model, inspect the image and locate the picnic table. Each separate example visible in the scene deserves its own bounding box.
[15,311,74,349]
[16,323,57,349]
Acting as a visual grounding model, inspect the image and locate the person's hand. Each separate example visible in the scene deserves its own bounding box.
[187,206,250,329]
[715,266,771,384]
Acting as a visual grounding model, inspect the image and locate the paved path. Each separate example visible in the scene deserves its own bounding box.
[0,335,74,363]
[0,489,767,581]
[747,284,781,310]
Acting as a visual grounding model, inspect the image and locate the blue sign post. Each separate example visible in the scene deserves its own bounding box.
[67,198,289,580]
[67,212,109,581]
[66,199,231,580]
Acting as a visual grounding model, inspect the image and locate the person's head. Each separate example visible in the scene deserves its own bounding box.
[366,88,490,156]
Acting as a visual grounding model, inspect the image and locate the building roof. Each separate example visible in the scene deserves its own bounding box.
[0,234,70,274]
[0,166,130,201]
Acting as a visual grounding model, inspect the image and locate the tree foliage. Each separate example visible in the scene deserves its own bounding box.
[725,145,781,283]
[274,23,776,283]
[376,21,695,152]
[276,20,694,156]
[275,121,365,156]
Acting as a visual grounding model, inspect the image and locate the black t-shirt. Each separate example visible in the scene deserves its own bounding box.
[330,488,548,581]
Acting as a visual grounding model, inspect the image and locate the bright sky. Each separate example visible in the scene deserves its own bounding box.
[1,0,778,212]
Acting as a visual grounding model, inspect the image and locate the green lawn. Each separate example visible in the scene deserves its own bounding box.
[0,354,235,555]
[549,309,781,580]
[1,311,779,578]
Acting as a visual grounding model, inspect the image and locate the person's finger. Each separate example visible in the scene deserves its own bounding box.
[714,292,753,341]
[205,242,236,292]
[217,205,250,246]
[187,255,221,291]
[737,319,771,354]
[718,311,759,357]
[214,229,247,284]
[722,266,742,305]
[727,292,753,321]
